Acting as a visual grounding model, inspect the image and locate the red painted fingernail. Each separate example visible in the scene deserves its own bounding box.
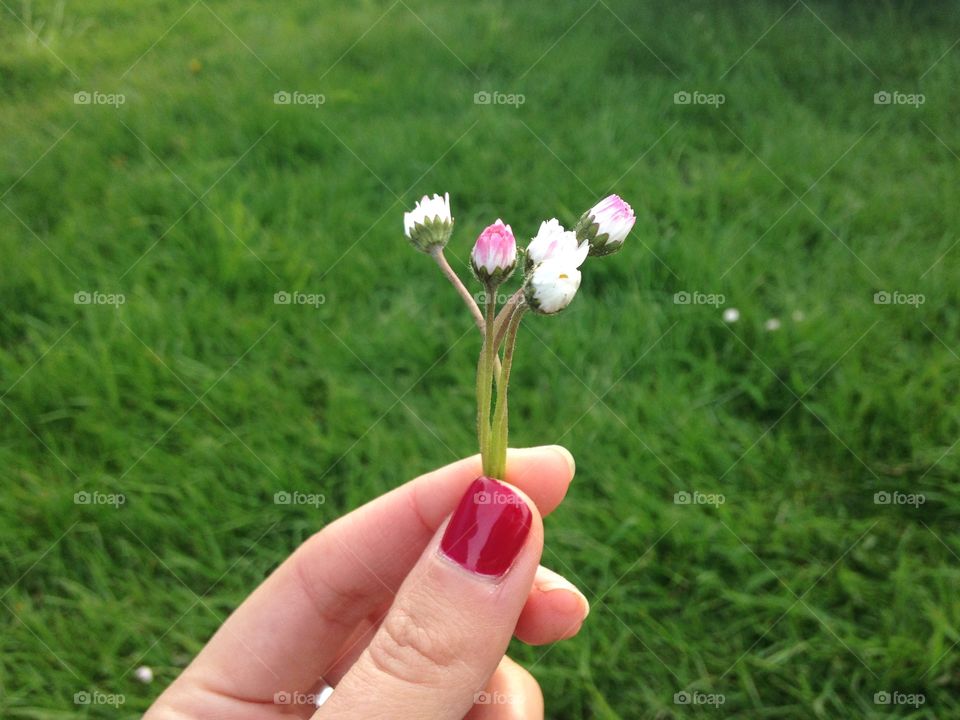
[439,476,532,577]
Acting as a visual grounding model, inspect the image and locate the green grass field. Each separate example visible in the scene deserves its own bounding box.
[2,1,959,717]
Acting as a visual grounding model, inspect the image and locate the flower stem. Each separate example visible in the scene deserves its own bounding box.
[478,287,498,475]
[489,301,526,480]
[492,288,525,350]
[433,247,501,378]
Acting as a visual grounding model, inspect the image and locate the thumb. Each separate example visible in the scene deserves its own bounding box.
[314,476,543,720]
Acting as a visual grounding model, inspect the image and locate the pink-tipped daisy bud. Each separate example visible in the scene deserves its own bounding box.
[525,218,585,272]
[404,192,453,253]
[524,258,583,315]
[575,194,635,257]
[471,219,517,286]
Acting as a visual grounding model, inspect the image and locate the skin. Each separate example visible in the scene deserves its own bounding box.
[145,445,589,720]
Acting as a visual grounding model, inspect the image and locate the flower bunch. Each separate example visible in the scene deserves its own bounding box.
[403,193,635,480]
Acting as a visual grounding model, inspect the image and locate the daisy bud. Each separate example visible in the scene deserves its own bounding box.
[524,258,583,315]
[575,194,635,257]
[525,218,586,272]
[403,192,453,253]
[471,219,517,286]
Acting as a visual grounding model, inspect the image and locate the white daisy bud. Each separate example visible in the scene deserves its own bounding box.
[403,192,453,253]
[525,219,586,272]
[525,258,583,315]
[575,194,636,257]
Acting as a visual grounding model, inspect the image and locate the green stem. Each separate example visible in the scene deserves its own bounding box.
[434,248,501,378]
[478,287,497,475]
[489,302,526,480]
[492,288,524,351]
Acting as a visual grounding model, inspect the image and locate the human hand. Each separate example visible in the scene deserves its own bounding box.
[146,446,588,719]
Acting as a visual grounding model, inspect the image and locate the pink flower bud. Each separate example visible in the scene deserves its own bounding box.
[471,219,517,286]
[575,194,635,257]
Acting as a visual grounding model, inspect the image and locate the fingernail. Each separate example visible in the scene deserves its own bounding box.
[537,567,591,619]
[551,445,575,476]
[439,476,532,577]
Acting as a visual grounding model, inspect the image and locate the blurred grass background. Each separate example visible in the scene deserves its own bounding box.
[1,0,959,717]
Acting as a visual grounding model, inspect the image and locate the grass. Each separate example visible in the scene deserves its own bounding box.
[1,0,959,717]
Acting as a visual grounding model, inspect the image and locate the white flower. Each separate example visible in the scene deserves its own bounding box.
[575,194,635,257]
[403,193,453,253]
[764,317,781,332]
[134,666,154,683]
[722,307,740,323]
[525,258,584,315]
[526,219,587,268]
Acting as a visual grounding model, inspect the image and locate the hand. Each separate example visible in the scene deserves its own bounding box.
[146,446,588,719]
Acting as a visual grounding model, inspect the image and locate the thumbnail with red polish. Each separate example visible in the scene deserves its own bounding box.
[440,476,532,577]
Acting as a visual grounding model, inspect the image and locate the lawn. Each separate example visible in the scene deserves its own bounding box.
[1,1,959,717]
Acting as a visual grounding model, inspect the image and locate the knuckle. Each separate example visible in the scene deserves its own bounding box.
[367,605,460,685]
